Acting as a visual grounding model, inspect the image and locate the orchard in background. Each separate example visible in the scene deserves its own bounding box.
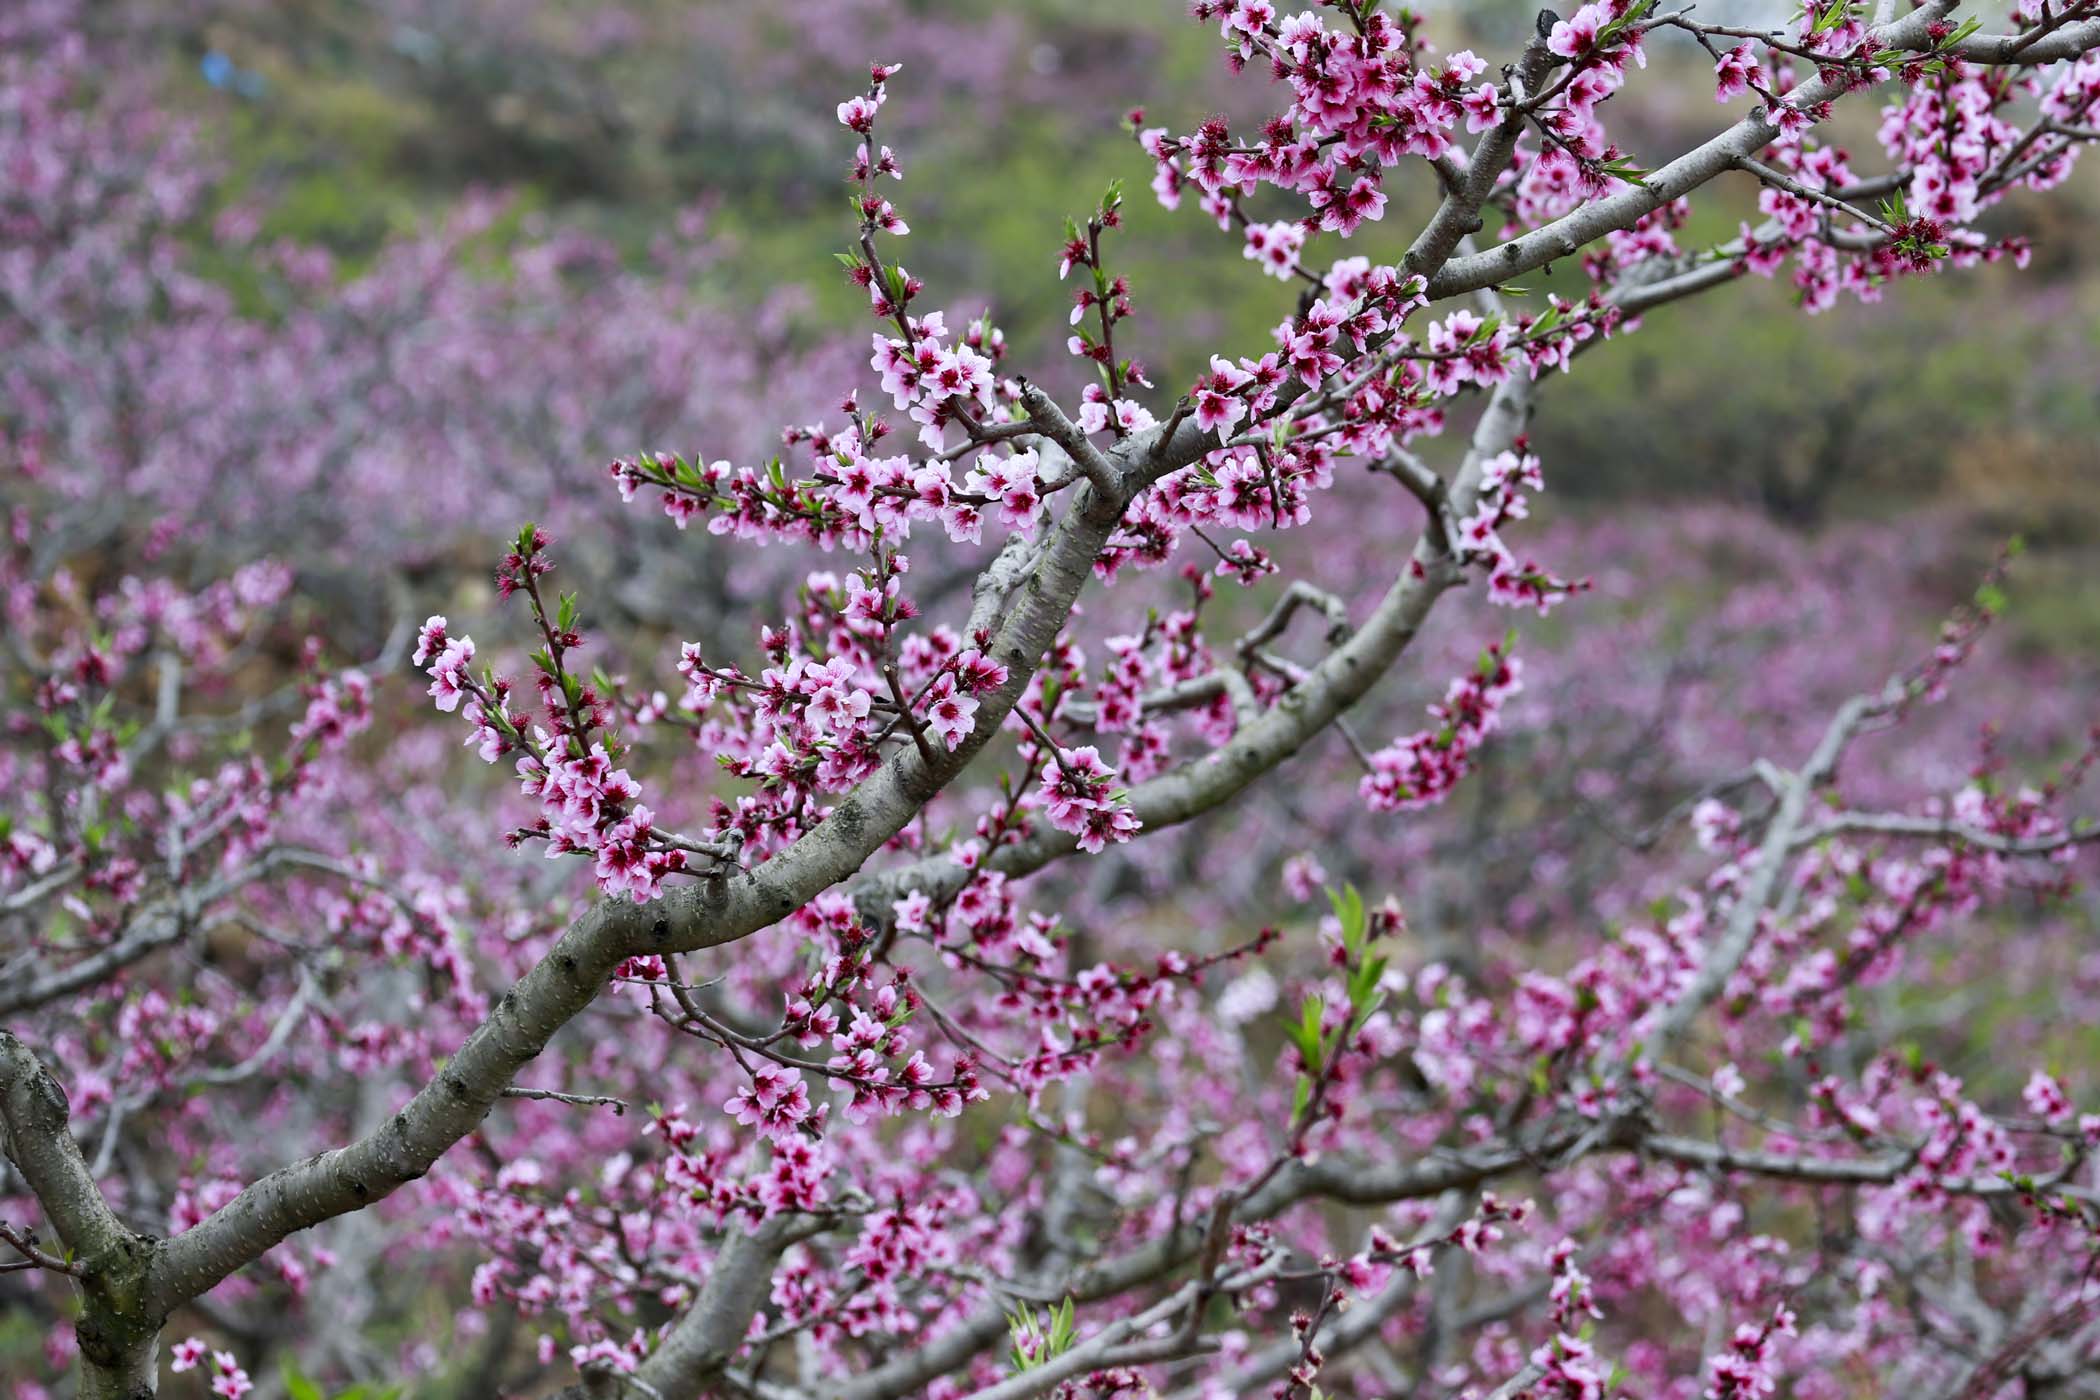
[5,1,2100,1397]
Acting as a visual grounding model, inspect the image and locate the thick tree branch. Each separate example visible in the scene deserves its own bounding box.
[145,906,635,1310]
[1642,1133,2097,1201]
[1954,15,2100,63]
[145,408,1142,1312]
[1,1030,166,1395]
[1403,31,1557,281]
[550,1216,827,1400]
[1426,3,1958,300]
[0,1031,129,1264]
[1019,379,1120,497]
[855,370,1536,919]
[1793,811,2094,855]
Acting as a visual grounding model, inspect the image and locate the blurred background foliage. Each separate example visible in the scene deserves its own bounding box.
[4,7,2095,1389]
[125,0,2098,1072]
[161,0,2100,578]
[18,0,2095,939]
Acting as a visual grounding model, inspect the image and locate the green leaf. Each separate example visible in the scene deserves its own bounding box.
[1007,1306,1040,1371]
[1284,993,1328,1070]
[1601,155,1650,188]
[1940,16,1982,48]
[1347,957,1389,1019]
[1350,990,1387,1034]
[1809,0,1858,35]
[279,1360,325,1400]
[1007,1298,1078,1372]
[1325,883,1367,955]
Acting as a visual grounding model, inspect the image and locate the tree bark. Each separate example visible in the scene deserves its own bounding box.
[78,1331,162,1400]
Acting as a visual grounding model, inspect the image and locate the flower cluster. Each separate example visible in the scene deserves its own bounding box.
[169,1338,253,1398]
[1037,743,1142,853]
[1154,6,1483,233]
[1463,444,1586,613]
[1359,640,1523,813]
[413,534,693,900]
[8,3,2100,1398]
